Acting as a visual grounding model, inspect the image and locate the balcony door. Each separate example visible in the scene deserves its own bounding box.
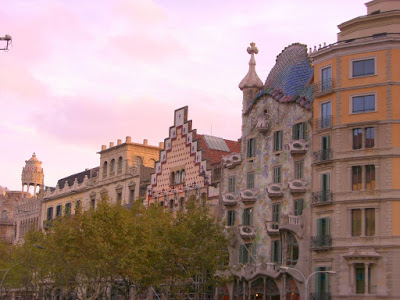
[321,67,332,91]
[321,102,332,128]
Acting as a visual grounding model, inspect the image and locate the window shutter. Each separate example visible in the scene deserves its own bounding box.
[315,267,321,296]
[302,122,307,139]
[249,208,253,226]
[317,219,322,237]
[292,124,296,140]
[326,218,330,236]
[277,240,282,264]
[239,245,244,264]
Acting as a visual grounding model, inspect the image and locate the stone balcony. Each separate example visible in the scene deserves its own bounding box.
[222,193,238,207]
[239,225,256,240]
[240,189,257,203]
[222,153,241,169]
[266,222,280,235]
[289,140,308,155]
[288,179,307,194]
[267,184,283,198]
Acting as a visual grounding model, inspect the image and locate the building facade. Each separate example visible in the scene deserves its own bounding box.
[147,106,240,217]
[41,137,161,231]
[310,0,400,299]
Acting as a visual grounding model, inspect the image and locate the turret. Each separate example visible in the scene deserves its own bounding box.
[239,42,263,113]
[21,153,44,196]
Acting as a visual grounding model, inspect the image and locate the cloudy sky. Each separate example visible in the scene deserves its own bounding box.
[1,0,366,190]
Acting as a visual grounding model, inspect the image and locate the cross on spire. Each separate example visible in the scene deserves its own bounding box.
[247,42,259,55]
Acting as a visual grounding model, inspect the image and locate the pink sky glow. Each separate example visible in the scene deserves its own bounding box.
[1,0,367,190]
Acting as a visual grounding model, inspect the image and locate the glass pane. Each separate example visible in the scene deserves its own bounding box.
[353,60,364,77]
[353,97,364,113]
[365,59,375,75]
[365,95,375,111]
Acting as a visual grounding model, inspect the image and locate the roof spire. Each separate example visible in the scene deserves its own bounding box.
[239,42,263,90]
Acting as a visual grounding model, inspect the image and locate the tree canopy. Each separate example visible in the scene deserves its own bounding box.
[1,198,229,299]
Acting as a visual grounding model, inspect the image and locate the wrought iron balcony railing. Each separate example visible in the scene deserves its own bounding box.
[312,191,333,205]
[313,149,333,163]
[315,116,333,130]
[314,78,335,97]
[311,235,332,248]
[310,293,331,300]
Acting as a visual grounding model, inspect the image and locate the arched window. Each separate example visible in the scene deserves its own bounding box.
[134,156,143,166]
[1,210,7,219]
[103,161,108,177]
[287,232,299,266]
[118,156,123,171]
[110,159,115,173]
[175,171,181,184]
[170,199,174,211]
[181,170,185,183]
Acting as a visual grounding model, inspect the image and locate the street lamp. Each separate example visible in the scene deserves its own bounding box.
[279,266,336,300]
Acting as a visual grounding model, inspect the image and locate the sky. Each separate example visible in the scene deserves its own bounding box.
[1,0,367,190]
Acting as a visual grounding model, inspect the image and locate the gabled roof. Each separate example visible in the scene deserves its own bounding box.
[195,134,240,165]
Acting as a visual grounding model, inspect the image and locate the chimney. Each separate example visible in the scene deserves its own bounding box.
[109,142,114,148]
[126,136,131,143]
[117,139,122,145]
[101,145,106,151]
[143,139,148,146]
[159,142,165,149]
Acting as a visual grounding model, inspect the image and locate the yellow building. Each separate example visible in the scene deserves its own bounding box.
[40,137,161,231]
[310,0,400,298]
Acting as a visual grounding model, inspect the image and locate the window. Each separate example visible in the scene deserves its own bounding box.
[294,199,304,216]
[47,207,53,220]
[352,58,375,77]
[365,208,375,236]
[170,199,174,211]
[239,243,254,264]
[352,166,362,191]
[272,203,280,229]
[129,189,135,204]
[175,171,181,184]
[247,138,255,158]
[247,172,254,189]
[294,160,304,179]
[56,205,62,217]
[179,198,184,210]
[365,127,375,148]
[321,66,332,91]
[355,264,371,294]
[321,173,330,201]
[91,199,96,209]
[110,159,115,173]
[353,128,362,149]
[118,156,123,171]
[292,122,307,140]
[315,267,330,299]
[228,176,236,193]
[242,208,253,226]
[320,102,332,128]
[317,218,330,238]
[1,210,7,220]
[116,192,122,203]
[273,166,281,183]
[227,210,235,226]
[181,170,185,183]
[272,240,282,264]
[134,156,143,166]
[352,94,375,113]
[170,172,175,185]
[65,203,71,216]
[286,233,299,266]
[75,200,81,213]
[365,165,375,190]
[273,130,283,151]
[103,161,108,177]
[351,209,362,236]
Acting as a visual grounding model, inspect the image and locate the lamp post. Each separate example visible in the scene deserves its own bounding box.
[279,266,336,300]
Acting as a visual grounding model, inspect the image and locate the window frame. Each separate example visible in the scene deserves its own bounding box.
[273,130,283,152]
[350,57,376,78]
[352,166,362,191]
[227,210,235,226]
[242,208,253,226]
[365,165,375,190]
[247,137,256,158]
[292,122,307,140]
[228,176,236,193]
[351,93,376,114]
[320,66,332,91]
[247,172,255,189]
[294,198,304,216]
[294,160,304,179]
[351,209,362,236]
[273,166,282,184]
[365,127,375,148]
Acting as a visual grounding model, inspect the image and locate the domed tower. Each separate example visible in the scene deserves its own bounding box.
[21,153,44,196]
[239,42,263,114]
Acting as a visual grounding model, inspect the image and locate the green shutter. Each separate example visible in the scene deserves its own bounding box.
[326,218,330,236]
[239,245,244,264]
[315,267,321,296]
[317,218,322,237]
[303,122,308,139]
[277,240,282,264]
[292,124,296,140]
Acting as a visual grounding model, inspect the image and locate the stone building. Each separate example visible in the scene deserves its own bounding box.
[146,106,240,217]
[309,0,400,299]
[219,42,314,300]
[41,137,161,230]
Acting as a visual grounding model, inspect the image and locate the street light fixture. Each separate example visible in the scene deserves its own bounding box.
[279,266,336,300]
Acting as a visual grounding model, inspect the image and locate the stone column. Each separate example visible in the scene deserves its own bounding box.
[349,264,355,294]
[361,209,366,236]
[365,263,369,295]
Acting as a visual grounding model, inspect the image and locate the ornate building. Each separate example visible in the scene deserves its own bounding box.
[309,0,400,298]
[219,42,314,300]
[146,106,240,217]
[41,137,161,230]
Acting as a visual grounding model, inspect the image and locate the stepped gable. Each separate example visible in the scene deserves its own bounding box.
[195,134,240,165]
[56,167,99,189]
[247,43,314,113]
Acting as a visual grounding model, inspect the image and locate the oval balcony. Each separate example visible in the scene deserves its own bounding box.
[239,225,256,240]
[240,189,257,203]
[289,140,308,155]
[222,193,238,207]
[265,222,280,235]
[267,184,283,198]
[288,179,307,194]
[222,153,241,169]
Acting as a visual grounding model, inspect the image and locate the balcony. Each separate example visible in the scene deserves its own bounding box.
[315,115,333,131]
[310,293,331,300]
[313,149,333,163]
[288,180,307,193]
[222,153,241,169]
[267,184,283,198]
[222,193,238,207]
[266,222,280,235]
[311,191,333,206]
[314,78,335,97]
[240,189,257,203]
[288,215,300,225]
[239,225,256,240]
[255,117,269,134]
[311,235,332,249]
[289,140,308,155]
